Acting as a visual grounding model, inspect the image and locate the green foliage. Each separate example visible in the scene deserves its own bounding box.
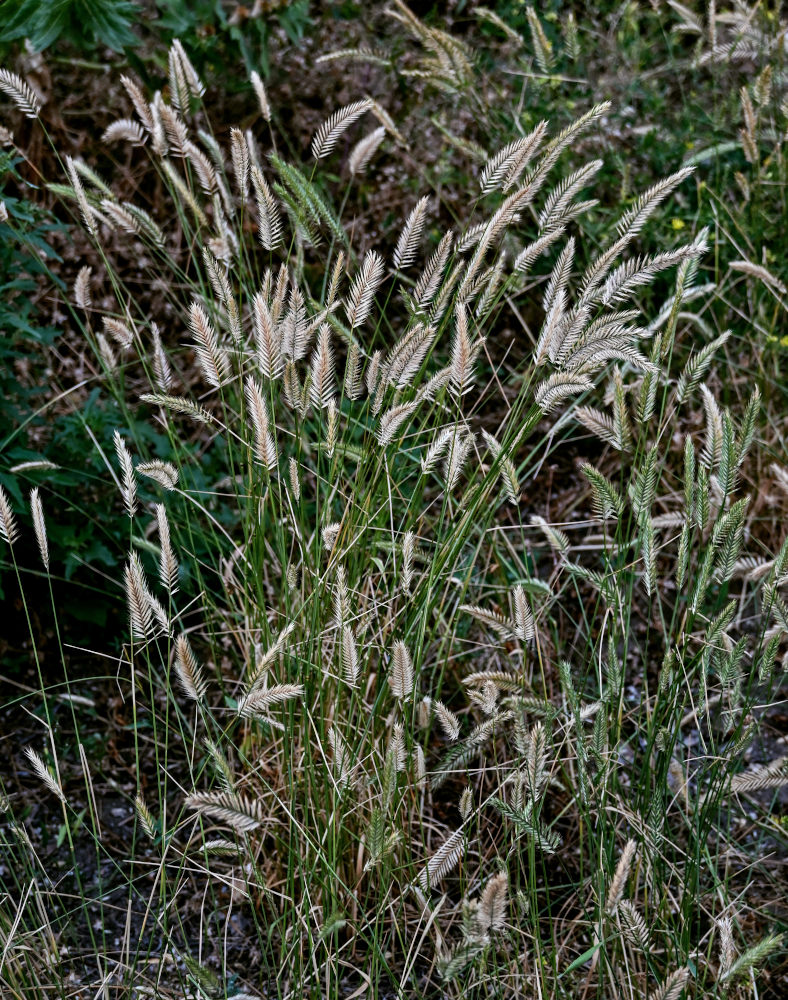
[0,0,140,53]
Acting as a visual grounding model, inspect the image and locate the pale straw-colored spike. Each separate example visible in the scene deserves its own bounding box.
[137,459,178,490]
[478,872,508,932]
[389,640,414,699]
[349,125,386,175]
[341,626,359,686]
[606,839,637,913]
[288,458,300,502]
[378,402,417,446]
[113,430,137,517]
[433,701,460,741]
[244,376,278,471]
[151,323,172,392]
[238,683,304,718]
[155,504,178,593]
[0,69,40,118]
[250,70,271,122]
[1,488,20,545]
[24,748,65,802]
[171,39,204,100]
[174,633,207,702]
[312,98,371,158]
[102,119,147,146]
[444,431,474,491]
[29,488,49,569]
[253,291,282,379]
[64,156,97,237]
[120,75,154,131]
[402,530,415,594]
[230,127,249,201]
[393,196,429,270]
[346,250,385,329]
[512,584,535,640]
[73,266,92,310]
[418,829,464,891]
[310,323,335,409]
[125,551,153,639]
[190,302,230,388]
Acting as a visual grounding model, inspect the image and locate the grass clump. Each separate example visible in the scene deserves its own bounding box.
[1,12,787,1000]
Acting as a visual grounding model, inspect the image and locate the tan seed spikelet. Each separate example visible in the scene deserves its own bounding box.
[0,485,19,545]
[419,829,464,891]
[65,156,97,237]
[9,460,59,474]
[251,166,283,251]
[344,340,363,399]
[718,916,735,978]
[155,504,178,593]
[389,640,414,699]
[183,140,218,195]
[402,530,415,594]
[252,291,282,379]
[394,196,429,270]
[102,119,147,146]
[24,748,65,803]
[103,316,134,350]
[134,793,157,839]
[185,791,263,832]
[333,564,351,628]
[646,968,690,1000]
[238,684,304,718]
[137,460,178,490]
[730,259,787,297]
[323,522,342,550]
[174,634,207,702]
[365,350,382,396]
[29,488,49,569]
[140,393,212,424]
[158,103,189,156]
[190,302,230,388]
[389,723,407,772]
[310,323,335,409]
[731,756,788,792]
[229,127,249,200]
[378,402,417,447]
[511,585,535,640]
[349,125,386,175]
[120,75,154,131]
[606,839,637,913]
[618,899,650,950]
[444,431,474,491]
[97,335,116,372]
[433,701,460,741]
[244,376,278,471]
[250,70,271,122]
[459,786,473,819]
[414,743,427,789]
[73,266,92,309]
[170,39,204,101]
[346,250,385,329]
[422,425,458,475]
[449,304,482,396]
[481,429,520,504]
[341,626,359,686]
[0,70,40,118]
[113,430,137,517]
[535,372,594,413]
[312,98,371,158]
[125,552,154,639]
[288,458,300,502]
[328,726,353,786]
[478,872,508,933]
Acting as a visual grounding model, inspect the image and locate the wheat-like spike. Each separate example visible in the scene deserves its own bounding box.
[619,900,650,950]
[134,793,157,839]
[249,70,271,122]
[238,684,304,718]
[511,585,535,640]
[29,488,49,570]
[524,721,549,799]
[171,39,204,100]
[182,140,218,194]
[342,340,363,400]
[0,70,40,118]
[394,196,429,270]
[378,402,417,447]
[312,98,371,158]
[480,429,520,504]
[125,552,154,640]
[513,227,566,274]
[646,968,690,1000]
[478,872,508,933]
[606,839,637,913]
[172,634,207,703]
[64,156,97,237]
[531,514,570,555]
[480,124,547,194]
[24,747,65,802]
[185,791,262,832]
[617,167,695,241]
[252,292,282,380]
[534,372,593,413]
[113,430,137,517]
[412,231,453,311]
[731,757,788,792]
[718,916,735,979]
[459,603,515,640]
[388,723,407,772]
[103,316,134,350]
[244,376,278,472]
[333,563,351,629]
[346,250,385,329]
[120,74,154,131]
[600,243,706,307]
[699,383,723,469]
[251,165,284,251]
[190,302,230,388]
[280,285,310,360]
[402,530,415,594]
[71,267,93,312]
[288,457,301,504]
[450,304,482,396]
[137,460,178,491]
[349,125,386,175]
[419,829,464,891]
[722,935,784,984]
[433,701,460,741]
[730,259,787,296]
[340,626,359,687]
[140,393,212,424]
[325,399,338,458]
[389,640,414,699]
[310,323,335,409]
[159,104,189,156]
[444,431,474,491]
[98,331,117,370]
[102,118,147,146]
[245,622,298,693]
[229,127,249,201]
[155,504,178,593]
[328,726,353,786]
[386,323,436,389]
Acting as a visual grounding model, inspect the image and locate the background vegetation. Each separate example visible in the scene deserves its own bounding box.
[1,3,786,999]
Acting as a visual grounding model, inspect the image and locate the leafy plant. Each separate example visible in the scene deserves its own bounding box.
[0,0,140,53]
